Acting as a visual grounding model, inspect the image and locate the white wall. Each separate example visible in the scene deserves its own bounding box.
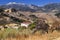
[21,23,29,28]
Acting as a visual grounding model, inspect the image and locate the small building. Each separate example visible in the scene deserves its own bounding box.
[21,21,31,28]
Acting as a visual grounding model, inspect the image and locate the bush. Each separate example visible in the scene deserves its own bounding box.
[55,13,60,18]
[28,23,36,30]
[0,8,4,13]
[11,8,17,12]
[18,26,26,31]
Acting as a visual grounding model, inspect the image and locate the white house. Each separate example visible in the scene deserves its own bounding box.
[21,21,31,28]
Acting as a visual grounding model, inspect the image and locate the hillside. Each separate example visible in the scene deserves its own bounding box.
[0,2,60,40]
[0,2,60,27]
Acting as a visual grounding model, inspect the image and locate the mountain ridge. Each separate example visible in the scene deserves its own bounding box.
[0,2,60,13]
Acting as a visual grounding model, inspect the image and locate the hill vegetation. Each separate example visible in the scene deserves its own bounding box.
[0,3,60,40]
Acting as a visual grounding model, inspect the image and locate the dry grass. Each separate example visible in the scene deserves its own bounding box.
[0,28,60,40]
[25,31,60,40]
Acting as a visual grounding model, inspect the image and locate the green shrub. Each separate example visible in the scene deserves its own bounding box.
[28,23,36,30]
[55,13,60,18]
[18,26,26,31]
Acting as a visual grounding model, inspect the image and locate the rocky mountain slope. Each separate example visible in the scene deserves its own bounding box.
[0,2,60,25]
[0,2,60,12]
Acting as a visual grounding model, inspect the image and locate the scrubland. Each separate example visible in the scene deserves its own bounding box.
[0,28,60,40]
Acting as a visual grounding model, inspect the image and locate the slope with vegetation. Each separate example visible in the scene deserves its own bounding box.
[0,3,60,40]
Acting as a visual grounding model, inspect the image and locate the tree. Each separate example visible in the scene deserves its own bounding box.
[32,19,49,33]
[11,8,17,12]
[55,13,60,18]
[0,8,4,13]
[29,15,38,21]
[28,22,36,30]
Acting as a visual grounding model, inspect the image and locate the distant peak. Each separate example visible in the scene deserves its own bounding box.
[7,2,17,5]
[6,2,25,5]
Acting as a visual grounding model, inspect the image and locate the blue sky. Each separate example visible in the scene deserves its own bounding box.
[0,0,60,6]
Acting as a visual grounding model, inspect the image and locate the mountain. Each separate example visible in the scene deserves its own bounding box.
[42,3,60,12]
[1,2,60,12]
[0,2,60,25]
[0,2,41,12]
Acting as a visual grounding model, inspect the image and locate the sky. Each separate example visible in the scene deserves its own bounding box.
[0,0,60,6]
